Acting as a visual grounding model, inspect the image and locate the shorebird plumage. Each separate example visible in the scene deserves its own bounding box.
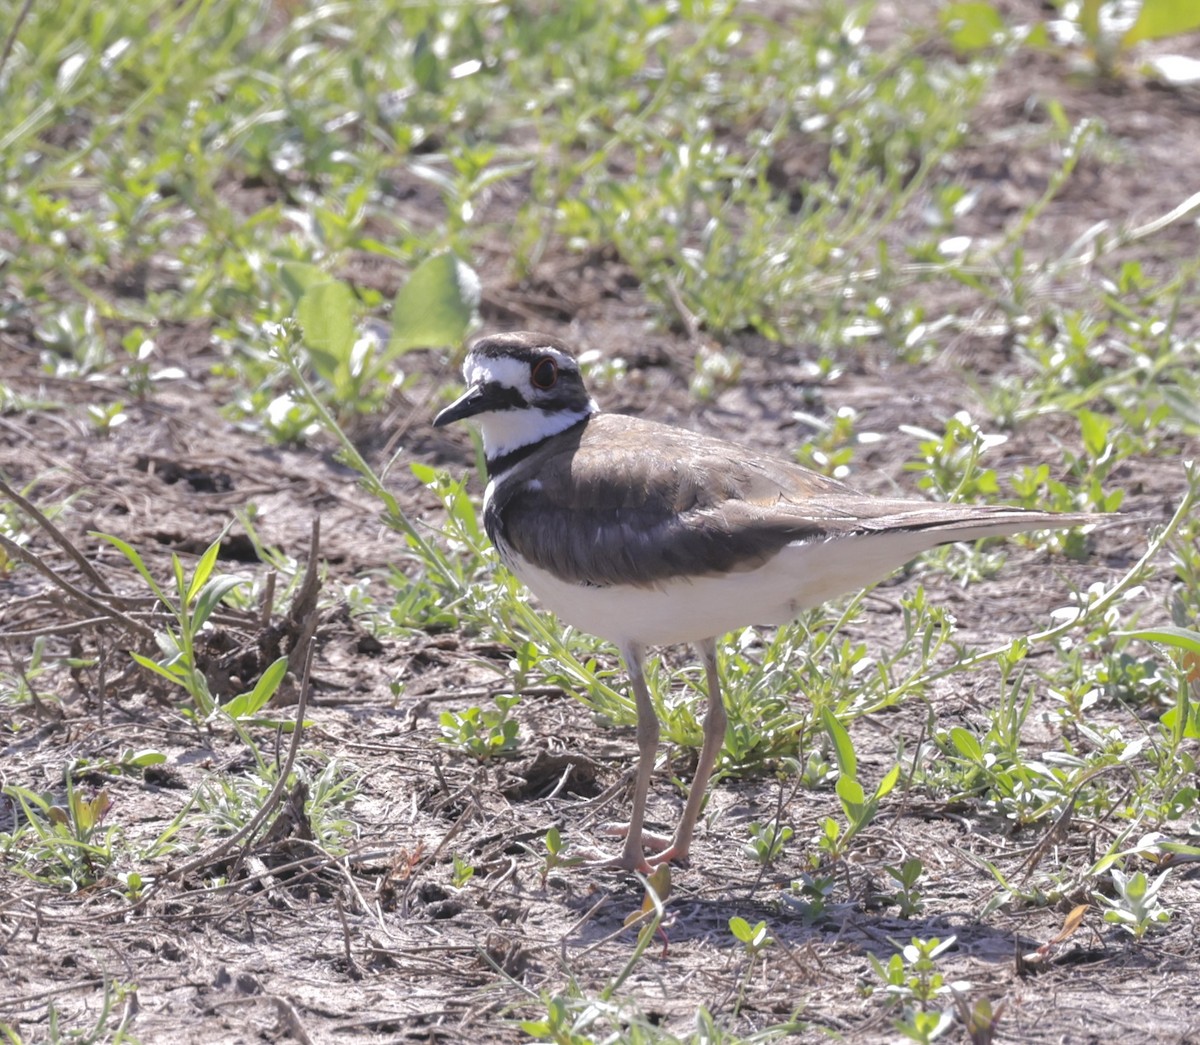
[434,331,1101,870]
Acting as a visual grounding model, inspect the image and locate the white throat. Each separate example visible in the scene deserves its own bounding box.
[478,402,595,461]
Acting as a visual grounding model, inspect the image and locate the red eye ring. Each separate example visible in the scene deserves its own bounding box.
[530,357,558,390]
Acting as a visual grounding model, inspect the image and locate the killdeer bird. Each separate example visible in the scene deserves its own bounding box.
[434,331,1102,871]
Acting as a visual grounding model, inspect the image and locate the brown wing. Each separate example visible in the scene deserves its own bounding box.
[487,414,1097,589]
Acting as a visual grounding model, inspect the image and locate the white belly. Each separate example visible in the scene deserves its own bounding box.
[506,531,940,648]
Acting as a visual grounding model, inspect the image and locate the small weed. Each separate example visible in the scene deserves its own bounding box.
[438,694,522,760]
[1039,0,1200,80]
[97,531,244,721]
[868,935,970,1043]
[197,757,359,853]
[451,854,475,888]
[40,977,139,1045]
[538,826,583,884]
[869,935,963,1005]
[690,345,742,402]
[954,994,1006,1045]
[743,820,794,866]
[903,412,1003,504]
[0,636,48,706]
[729,916,773,959]
[884,858,926,918]
[819,707,900,860]
[1093,867,1172,938]
[283,251,477,419]
[794,405,862,480]
[86,401,128,434]
[785,873,838,924]
[72,749,168,778]
[2,775,119,889]
[729,916,773,1017]
[895,1008,955,1045]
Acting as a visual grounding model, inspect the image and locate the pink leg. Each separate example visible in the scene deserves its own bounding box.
[649,637,726,866]
[582,641,659,872]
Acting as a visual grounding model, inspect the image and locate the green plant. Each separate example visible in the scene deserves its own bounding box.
[903,412,1003,504]
[954,994,1006,1045]
[785,873,838,924]
[868,935,968,1043]
[896,1008,955,1045]
[729,916,773,1017]
[538,826,583,884]
[1093,867,1172,937]
[1118,626,1200,743]
[885,858,926,918]
[86,401,128,434]
[794,406,861,479]
[451,854,475,888]
[1049,0,1200,80]
[97,531,242,720]
[869,935,963,1005]
[40,977,139,1045]
[94,529,291,738]
[743,820,793,866]
[2,776,119,889]
[0,635,48,706]
[819,707,900,861]
[438,694,522,760]
[283,250,478,419]
[117,870,146,903]
[72,749,167,778]
[197,757,360,853]
[729,916,772,958]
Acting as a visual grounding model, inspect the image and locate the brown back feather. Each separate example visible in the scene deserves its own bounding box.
[486,414,1099,589]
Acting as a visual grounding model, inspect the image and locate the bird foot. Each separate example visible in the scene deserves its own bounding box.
[576,849,654,873]
[569,824,680,873]
[597,823,673,852]
[646,844,690,867]
[585,824,691,869]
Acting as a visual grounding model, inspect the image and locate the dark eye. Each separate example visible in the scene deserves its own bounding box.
[530,357,558,390]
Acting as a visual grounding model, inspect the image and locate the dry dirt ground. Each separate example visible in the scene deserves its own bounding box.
[4,17,1200,1045]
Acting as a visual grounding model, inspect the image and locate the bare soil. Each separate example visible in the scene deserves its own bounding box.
[3,11,1200,1044]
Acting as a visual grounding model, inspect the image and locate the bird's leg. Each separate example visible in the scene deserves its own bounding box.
[650,637,726,866]
[585,642,659,872]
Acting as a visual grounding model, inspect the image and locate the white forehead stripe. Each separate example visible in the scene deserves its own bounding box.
[463,345,576,389]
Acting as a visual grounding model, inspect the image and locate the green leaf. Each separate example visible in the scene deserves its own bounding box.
[728,916,752,941]
[297,279,358,380]
[874,764,901,801]
[389,253,479,353]
[93,531,167,605]
[835,774,865,806]
[1078,409,1111,459]
[412,29,443,93]
[222,656,289,720]
[1116,627,1200,657]
[1080,0,1103,43]
[279,262,331,304]
[1160,701,1200,740]
[1162,385,1200,430]
[185,536,224,605]
[130,651,187,688]
[191,575,246,632]
[939,2,1006,52]
[949,725,983,762]
[820,706,856,780]
[248,717,313,732]
[1122,0,1200,46]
